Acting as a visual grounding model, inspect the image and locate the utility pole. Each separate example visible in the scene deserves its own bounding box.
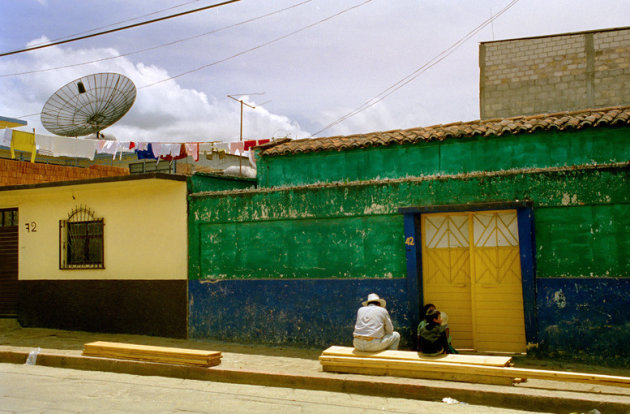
[227,93,264,176]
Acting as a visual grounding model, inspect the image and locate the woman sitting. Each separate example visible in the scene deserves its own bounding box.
[418,309,450,356]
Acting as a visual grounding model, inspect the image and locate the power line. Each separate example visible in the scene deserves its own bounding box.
[15,0,371,119]
[0,0,240,57]
[310,0,521,137]
[25,0,206,48]
[140,0,374,89]
[1,0,313,78]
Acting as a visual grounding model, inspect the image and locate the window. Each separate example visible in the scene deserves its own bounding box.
[60,206,104,269]
[0,209,18,227]
[129,160,173,174]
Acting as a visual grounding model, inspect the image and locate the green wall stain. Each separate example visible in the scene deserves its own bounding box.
[258,127,630,187]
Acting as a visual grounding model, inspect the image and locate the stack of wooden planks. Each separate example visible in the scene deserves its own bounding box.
[82,341,222,367]
[319,346,630,388]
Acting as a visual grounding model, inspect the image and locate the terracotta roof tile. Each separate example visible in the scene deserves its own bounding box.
[260,106,630,157]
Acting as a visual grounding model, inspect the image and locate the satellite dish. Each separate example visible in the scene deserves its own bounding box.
[41,72,136,137]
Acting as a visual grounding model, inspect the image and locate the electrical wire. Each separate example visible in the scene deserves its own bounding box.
[0,0,240,57]
[14,0,371,119]
[140,0,374,88]
[25,0,206,48]
[1,0,313,78]
[310,0,521,137]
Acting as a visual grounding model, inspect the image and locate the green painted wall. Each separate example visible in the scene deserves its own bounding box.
[257,128,630,187]
[189,166,629,280]
[535,204,630,277]
[198,216,404,279]
[188,173,255,193]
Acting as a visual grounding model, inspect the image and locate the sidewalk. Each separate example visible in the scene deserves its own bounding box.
[1,319,629,413]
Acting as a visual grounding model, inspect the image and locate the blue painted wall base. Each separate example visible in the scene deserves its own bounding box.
[535,278,630,365]
[189,279,413,349]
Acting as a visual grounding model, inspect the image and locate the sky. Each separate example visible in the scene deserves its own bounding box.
[1,0,629,142]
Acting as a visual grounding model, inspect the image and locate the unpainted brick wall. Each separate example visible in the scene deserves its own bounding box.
[480,27,630,118]
[0,158,129,187]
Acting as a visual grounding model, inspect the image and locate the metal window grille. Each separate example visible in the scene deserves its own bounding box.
[59,205,104,269]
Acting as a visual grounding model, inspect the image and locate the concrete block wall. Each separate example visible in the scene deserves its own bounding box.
[480,27,630,118]
[0,158,129,187]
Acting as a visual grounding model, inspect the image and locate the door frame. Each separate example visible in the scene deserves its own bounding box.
[399,201,537,347]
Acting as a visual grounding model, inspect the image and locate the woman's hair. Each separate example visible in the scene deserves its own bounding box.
[424,308,441,324]
[421,303,436,317]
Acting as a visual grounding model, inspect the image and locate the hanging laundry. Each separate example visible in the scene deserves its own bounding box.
[51,136,97,160]
[215,142,230,153]
[160,144,188,161]
[243,140,257,151]
[159,143,187,161]
[185,143,199,162]
[199,142,214,159]
[229,141,244,155]
[0,129,12,147]
[151,143,179,158]
[247,140,271,169]
[35,133,56,156]
[198,142,213,153]
[96,140,119,156]
[136,143,157,159]
[244,139,271,151]
[10,130,37,162]
[248,148,257,169]
[217,142,231,159]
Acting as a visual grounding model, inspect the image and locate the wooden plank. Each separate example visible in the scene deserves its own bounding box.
[321,346,513,367]
[82,341,222,367]
[321,363,515,386]
[320,354,630,388]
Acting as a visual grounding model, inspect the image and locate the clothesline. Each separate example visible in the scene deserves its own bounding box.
[0,129,272,167]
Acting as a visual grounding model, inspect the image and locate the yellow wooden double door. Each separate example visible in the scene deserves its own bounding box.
[421,210,526,353]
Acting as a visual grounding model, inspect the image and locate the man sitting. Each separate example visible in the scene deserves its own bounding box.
[353,293,400,352]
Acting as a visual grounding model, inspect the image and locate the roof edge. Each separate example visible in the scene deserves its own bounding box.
[259,105,630,158]
[0,172,187,192]
[480,25,630,45]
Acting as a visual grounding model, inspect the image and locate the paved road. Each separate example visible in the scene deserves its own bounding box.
[0,363,546,414]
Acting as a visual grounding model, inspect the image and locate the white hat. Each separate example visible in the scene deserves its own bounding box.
[362,293,386,307]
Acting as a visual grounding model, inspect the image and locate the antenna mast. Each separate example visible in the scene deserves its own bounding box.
[227,92,265,175]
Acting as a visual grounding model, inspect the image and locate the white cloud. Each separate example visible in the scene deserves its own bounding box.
[0,38,310,142]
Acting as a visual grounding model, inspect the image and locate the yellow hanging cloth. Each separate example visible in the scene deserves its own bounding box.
[10,130,36,163]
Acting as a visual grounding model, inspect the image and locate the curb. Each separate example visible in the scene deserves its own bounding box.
[1,350,628,414]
